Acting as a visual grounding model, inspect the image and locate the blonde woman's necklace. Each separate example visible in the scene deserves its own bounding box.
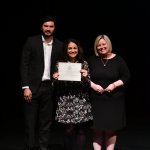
[101,58,109,66]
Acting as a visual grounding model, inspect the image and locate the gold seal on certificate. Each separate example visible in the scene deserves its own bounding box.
[58,62,81,81]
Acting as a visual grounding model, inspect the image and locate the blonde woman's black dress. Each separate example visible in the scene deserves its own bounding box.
[88,55,130,131]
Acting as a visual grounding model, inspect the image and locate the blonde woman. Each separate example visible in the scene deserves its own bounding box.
[88,34,130,150]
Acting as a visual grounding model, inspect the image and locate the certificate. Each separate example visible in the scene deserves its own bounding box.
[58,62,82,81]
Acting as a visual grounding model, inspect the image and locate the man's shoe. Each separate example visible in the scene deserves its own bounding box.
[24,147,36,150]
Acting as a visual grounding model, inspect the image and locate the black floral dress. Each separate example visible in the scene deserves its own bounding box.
[53,60,93,124]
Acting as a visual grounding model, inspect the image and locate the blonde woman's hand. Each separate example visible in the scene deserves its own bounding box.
[91,82,104,94]
[104,83,115,93]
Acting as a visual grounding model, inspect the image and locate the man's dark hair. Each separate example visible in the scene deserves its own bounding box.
[40,15,56,25]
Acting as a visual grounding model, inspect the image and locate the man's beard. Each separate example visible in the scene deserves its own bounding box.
[42,31,53,38]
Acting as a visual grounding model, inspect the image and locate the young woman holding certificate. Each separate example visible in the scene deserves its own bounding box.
[53,38,93,150]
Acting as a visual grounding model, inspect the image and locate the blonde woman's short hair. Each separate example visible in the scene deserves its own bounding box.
[94,34,112,56]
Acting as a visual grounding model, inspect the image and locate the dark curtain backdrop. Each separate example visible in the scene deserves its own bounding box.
[1,0,149,127]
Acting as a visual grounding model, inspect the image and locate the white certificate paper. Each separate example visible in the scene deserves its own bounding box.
[58,62,81,81]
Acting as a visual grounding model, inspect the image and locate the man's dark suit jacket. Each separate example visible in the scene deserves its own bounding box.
[20,35,64,94]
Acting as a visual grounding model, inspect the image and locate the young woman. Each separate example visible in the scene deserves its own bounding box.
[53,38,93,150]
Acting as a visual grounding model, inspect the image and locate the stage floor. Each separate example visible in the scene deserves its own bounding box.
[0,117,150,150]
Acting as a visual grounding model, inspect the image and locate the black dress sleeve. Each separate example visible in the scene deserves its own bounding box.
[81,60,91,89]
[118,56,130,84]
